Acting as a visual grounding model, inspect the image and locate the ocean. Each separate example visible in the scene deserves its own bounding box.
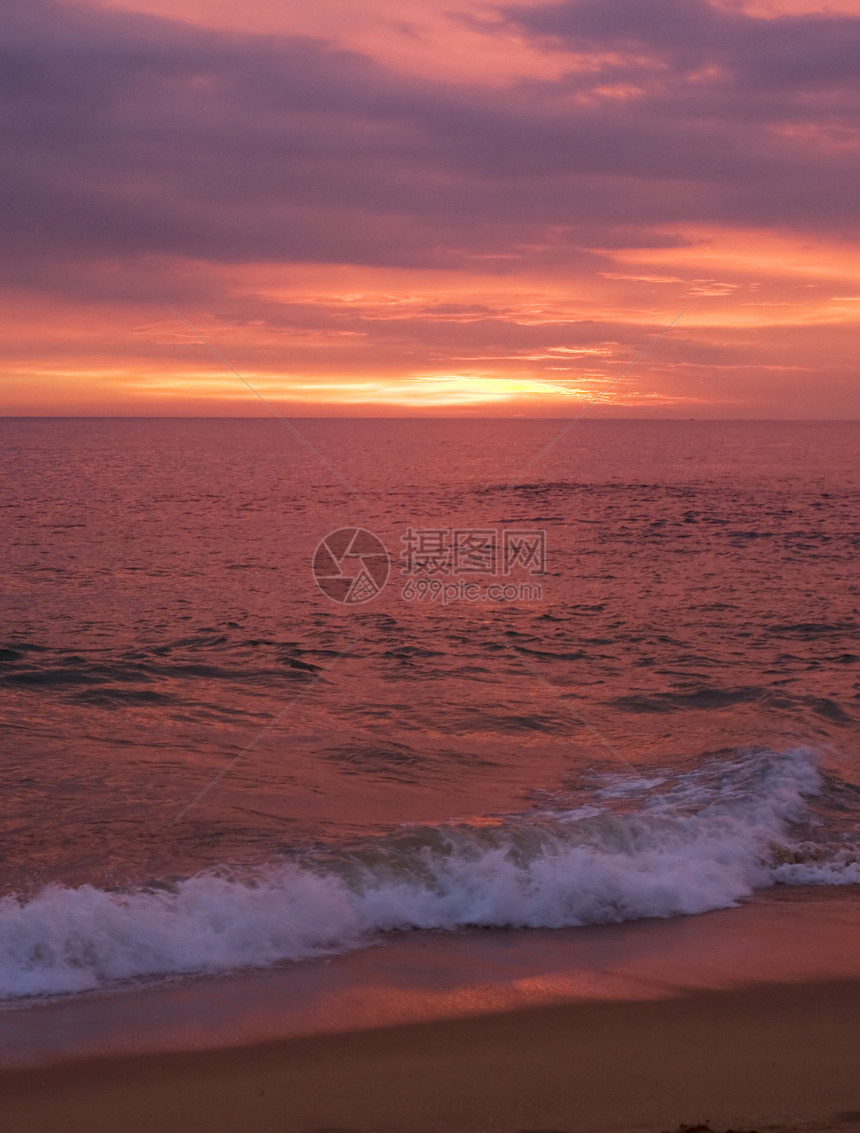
[1,417,858,1006]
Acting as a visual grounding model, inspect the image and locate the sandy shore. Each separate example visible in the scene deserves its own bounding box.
[2,977,859,1133]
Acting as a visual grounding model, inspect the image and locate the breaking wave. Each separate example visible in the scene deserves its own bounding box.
[1,746,858,1001]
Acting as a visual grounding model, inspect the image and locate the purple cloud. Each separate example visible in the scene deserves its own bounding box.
[1,0,858,294]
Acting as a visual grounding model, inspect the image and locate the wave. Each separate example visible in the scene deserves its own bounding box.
[0,637,323,692]
[1,746,858,1002]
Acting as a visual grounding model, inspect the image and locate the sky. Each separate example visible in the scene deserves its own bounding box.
[2,0,859,416]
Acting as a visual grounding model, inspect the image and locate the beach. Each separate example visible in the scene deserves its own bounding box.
[2,977,859,1133]
[2,891,860,1133]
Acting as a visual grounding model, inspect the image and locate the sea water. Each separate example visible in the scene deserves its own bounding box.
[1,418,858,1001]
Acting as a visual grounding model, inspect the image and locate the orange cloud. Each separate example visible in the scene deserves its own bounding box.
[2,0,859,417]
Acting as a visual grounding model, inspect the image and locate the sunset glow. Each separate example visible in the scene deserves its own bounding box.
[3,0,859,416]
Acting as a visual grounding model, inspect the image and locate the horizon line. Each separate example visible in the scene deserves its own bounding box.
[1,415,858,423]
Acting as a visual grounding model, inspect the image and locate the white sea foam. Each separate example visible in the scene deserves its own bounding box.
[0,746,856,1001]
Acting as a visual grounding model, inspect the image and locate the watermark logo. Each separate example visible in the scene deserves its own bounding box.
[400,526,545,604]
[401,527,545,578]
[312,527,390,605]
[401,577,544,604]
[313,525,546,605]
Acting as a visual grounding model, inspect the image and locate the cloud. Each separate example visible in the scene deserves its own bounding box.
[1,0,859,415]
[505,0,860,92]
[1,0,859,295]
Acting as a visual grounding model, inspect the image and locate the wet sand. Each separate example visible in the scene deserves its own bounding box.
[2,976,860,1133]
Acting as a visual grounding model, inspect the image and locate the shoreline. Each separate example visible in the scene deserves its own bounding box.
[3,886,860,1072]
[2,977,860,1133]
[1,890,860,1131]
